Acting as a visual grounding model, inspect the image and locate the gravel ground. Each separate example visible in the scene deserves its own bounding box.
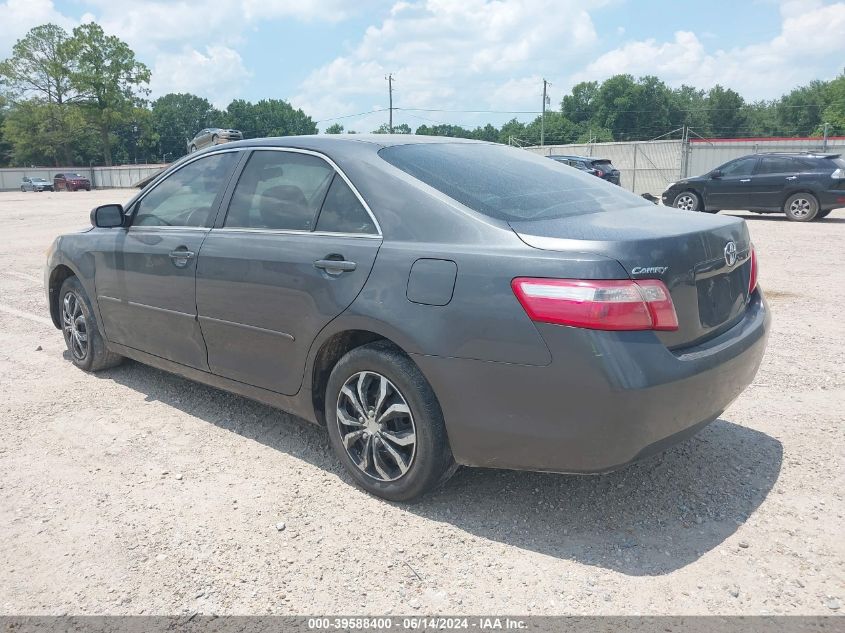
[0,189,842,616]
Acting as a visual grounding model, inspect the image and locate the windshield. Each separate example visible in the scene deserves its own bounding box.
[379,143,642,222]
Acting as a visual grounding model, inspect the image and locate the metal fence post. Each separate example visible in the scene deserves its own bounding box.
[631,144,638,193]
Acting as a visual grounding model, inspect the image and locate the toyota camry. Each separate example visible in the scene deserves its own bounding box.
[45,136,769,500]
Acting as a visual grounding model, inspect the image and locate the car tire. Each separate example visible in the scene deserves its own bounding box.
[672,191,701,212]
[190,144,197,153]
[211,134,219,145]
[325,341,456,502]
[20,186,26,192]
[59,276,123,373]
[784,193,819,221]
[817,209,832,219]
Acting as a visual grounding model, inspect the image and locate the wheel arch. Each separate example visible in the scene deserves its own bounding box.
[310,329,413,427]
[48,264,78,329]
[782,188,819,209]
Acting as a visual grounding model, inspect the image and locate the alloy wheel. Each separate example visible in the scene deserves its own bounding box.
[675,193,698,211]
[336,371,417,482]
[789,198,812,219]
[62,292,88,361]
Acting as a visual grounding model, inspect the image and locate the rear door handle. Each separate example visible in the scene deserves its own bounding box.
[314,258,357,274]
[169,248,195,268]
[739,178,751,183]
[785,175,798,181]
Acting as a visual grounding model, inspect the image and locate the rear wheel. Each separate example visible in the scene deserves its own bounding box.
[59,276,123,372]
[20,186,25,192]
[190,144,197,153]
[817,209,832,219]
[211,134,219,145]
[672,191,701,212]
[325,341,455,501]
[784,193,819,222]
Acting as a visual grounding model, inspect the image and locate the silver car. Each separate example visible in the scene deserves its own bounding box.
[187,128,243,153]
[21,177,54,192]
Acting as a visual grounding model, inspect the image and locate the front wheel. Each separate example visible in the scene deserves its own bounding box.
[59,276,123,372]
[20,186,26,192]
[784,193,819,221]
[672,191,701,211]
[325,342,455,501]
[817,209,832,219]
[189,144,197,153]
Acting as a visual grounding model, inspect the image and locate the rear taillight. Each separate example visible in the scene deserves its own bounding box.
[594,169,605,177]
[748,246,758,294]
[511,278,679,331]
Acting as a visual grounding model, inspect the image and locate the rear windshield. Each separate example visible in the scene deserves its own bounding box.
[591,159,613,166]
[379,143,642,222]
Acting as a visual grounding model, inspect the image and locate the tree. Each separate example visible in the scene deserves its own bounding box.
[3,100,97,166]
[324,123,344,134]
[497,118,528,145]
[705,85,747,138]
[525,112,577,145]
[0,24,79,162]
[64,23,150,166]
[562,81,599,124]
[818,74,845,136]
[372,122,411,133]
[0,97,12,166]
[152,93,223,159]
[225,98,316,138]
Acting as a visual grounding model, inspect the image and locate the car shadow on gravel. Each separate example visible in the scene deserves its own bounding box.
[92,357,782,578]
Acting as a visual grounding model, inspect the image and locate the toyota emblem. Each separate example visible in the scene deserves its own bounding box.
[724,241,738,267]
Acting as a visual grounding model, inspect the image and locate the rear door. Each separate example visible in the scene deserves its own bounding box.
[195,148,382,395]
[705,156,759,210]
[753,156,799,209]
[95,150,240,369]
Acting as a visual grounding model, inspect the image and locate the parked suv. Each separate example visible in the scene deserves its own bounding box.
[549,155,621,185]
[663,152,845,221]
[188,128,243,153]
[53,173,91,191]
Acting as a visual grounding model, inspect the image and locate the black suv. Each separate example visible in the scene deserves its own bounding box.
[549,155,621,185]
[663,152,845,221]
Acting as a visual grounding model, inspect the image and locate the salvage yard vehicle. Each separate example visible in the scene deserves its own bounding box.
[53,172,91,192]
[45,136,769,501]
[188,128,244,153]
[20,177,53,192]
[663,152,845,221]
[548,154,621,185]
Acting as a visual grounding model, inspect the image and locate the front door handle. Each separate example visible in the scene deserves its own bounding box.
[314,258,357,274]
[785,175,798,181]
[739,178,751,183]
[169,248,195,268]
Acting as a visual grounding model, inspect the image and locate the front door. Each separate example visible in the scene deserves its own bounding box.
[195,148,382,395]
[95,151,239,369]
[705,156,759,210]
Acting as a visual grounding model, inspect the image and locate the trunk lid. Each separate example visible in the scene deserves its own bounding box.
[509,205,753,348]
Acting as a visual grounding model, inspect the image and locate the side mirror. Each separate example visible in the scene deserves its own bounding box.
[710,169,723,179]
[91,204,125,228]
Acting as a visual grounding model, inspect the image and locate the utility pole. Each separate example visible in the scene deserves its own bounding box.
[386,73,394,133]
[541,78,550,146]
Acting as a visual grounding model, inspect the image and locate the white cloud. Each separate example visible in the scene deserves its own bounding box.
[149,45,251,108]
[0,0,76,53]
[292,0,605,131]
[574,0,845,99]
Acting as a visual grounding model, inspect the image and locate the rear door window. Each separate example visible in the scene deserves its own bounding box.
[315,175,377,234]
[380,143,643,221]
[224,150,335,231]
[756,157,796,174]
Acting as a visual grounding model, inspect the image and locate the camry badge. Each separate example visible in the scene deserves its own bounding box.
[724,241,738,267]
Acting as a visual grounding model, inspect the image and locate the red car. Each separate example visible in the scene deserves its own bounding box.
[53,173,91,191]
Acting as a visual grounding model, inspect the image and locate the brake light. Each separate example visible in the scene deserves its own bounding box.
[511,278,678,331]
[594,169,605,177]
[748,246,758,294]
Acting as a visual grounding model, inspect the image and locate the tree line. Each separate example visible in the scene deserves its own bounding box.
[1,22,843,167]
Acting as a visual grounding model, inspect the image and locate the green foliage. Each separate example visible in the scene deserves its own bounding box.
[371,122,412,133]
[0,24,75,104]
[225,98,317,138]
[3,100,97,165]
[152,93,224,159]
[324,123,344,134]
[63,23,151,165]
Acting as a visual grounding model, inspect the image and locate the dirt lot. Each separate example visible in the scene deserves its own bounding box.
[0,189,842,616]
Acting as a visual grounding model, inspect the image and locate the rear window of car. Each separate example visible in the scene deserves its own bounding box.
[591,159,613,167]
[379,143,643,222]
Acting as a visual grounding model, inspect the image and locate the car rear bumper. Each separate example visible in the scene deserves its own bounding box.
[817,190,845,211]
[414,291,769,473]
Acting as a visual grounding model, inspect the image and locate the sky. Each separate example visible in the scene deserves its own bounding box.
[2,0,844,133]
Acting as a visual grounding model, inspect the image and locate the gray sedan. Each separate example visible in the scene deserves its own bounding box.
[21,177,54,192]
[187,128,243,153]
[45,136,769,500]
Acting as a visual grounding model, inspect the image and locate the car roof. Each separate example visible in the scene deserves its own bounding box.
[221,134,485,151]
[752,152,840,159]
[548,154,609,161]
